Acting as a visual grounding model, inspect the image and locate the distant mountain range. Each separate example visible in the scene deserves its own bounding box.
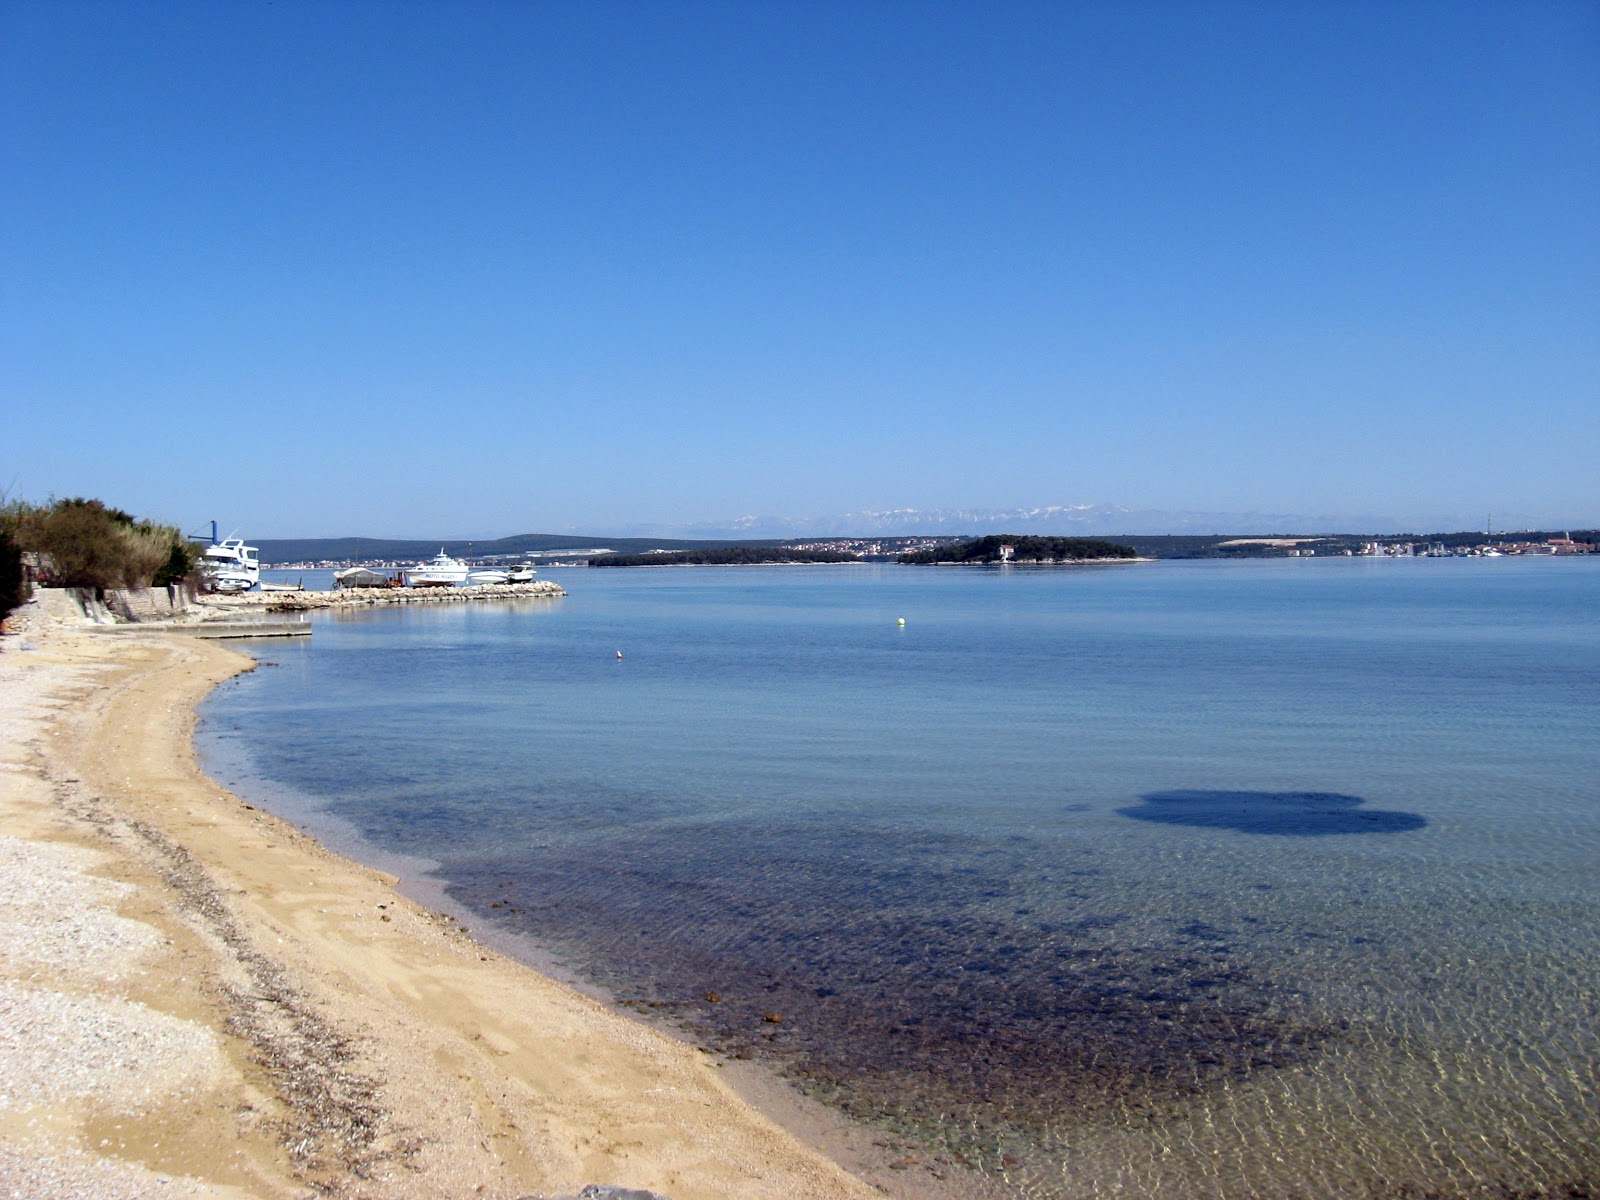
[604,504,1505,540]
[255,504,1571,564]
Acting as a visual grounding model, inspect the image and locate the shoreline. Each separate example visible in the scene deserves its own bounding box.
[0,592,897,1199]
[196,730,1011,1200]
[209,581,567,612]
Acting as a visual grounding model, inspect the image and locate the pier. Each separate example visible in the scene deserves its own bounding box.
[92,617,313,639]
[61,581,567,641]
[202,580,566,614]
[257,580,565,611]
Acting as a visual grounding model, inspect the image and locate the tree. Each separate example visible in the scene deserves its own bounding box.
[0,528,23,620]
[899,535,1136,564]
[154,538,204,587]
[15,497,193,590]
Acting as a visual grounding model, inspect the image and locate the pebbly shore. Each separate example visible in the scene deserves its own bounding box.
[203,580,566,613]
[0,589,882,1200]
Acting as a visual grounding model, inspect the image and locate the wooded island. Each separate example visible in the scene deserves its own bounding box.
[899,535,1138,564]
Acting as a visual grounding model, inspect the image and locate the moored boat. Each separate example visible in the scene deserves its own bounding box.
[334,566,393,588]
[406,550,470,586]
[466,568,510,586]
[200,526,261,593]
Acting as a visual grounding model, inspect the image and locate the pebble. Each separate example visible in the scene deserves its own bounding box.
[0,1144,232,1198]
[0,611,228,1197]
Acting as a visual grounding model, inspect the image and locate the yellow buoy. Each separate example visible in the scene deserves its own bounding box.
[897,617,906,626]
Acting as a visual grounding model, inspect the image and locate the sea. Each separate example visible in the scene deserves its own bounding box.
[199,557,1600,1199]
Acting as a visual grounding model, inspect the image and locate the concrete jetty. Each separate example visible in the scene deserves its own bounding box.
[27,582,567,642]
[92,617,313,639]
[203,580,566,613]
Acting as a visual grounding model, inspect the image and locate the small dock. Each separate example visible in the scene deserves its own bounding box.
[199,580,566,614]
[261,581,565,611]
[92,618,312,639]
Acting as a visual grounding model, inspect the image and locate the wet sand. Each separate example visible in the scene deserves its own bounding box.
[0,592,887,1199]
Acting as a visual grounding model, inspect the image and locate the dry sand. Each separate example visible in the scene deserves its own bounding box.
[0,591,891,1200]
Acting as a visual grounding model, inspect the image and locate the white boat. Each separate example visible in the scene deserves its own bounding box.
[466,568,510,586]
[406,550,470,586]
[201,532,261,593]
[506,564,537,583]
[334,566,391,588]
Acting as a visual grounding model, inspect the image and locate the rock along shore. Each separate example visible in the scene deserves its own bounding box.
[205,580,566,613]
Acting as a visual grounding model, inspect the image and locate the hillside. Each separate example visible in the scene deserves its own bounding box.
[253,533,770,564]
[254,529,1599,565]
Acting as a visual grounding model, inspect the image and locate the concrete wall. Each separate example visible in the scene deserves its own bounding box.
[55,586,195,624]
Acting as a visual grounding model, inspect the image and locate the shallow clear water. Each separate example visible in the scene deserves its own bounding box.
[201,558,1600,1198]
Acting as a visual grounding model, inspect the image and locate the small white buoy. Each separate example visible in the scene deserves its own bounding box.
[616,649,623,660]
[897,617,906,626]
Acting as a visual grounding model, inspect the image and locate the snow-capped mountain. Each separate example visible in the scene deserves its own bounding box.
[606,503,1450,540]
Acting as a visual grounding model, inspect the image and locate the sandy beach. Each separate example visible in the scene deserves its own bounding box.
[0,591,888,1200]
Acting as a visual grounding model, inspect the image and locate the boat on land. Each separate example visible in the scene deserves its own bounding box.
[260,579,304,593]
[406,550,470,587]
[466,568,510,586]
[506,564,537,583]
[199,524,261,593]
[333,567,394,589]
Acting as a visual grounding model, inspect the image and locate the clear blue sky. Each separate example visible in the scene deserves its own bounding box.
[3,0,1596,537]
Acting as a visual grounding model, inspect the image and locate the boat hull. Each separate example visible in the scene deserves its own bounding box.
[406,549,470,586]
[202,535,261,593]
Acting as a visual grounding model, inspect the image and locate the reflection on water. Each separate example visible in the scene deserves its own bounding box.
[1120,789,1428,835]
[201,560,1600,1198]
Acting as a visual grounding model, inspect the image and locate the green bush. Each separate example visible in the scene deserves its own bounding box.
[12,497,194,590]
[154,538,204,587]
[0,529,24,621]
[900,534,1137,563]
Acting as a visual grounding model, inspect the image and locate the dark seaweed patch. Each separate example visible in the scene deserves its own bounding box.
[1120,790,1426,836]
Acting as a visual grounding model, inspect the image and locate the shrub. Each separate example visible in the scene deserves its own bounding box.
[116,519,182,587]
[154,538,204,588]
[16,497,192,590]
[0,529,24,621]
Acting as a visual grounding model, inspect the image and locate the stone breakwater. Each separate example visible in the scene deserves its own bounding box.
[204,581,566,613]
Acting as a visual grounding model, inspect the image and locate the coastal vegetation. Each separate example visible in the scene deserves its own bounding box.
[0,496,201,603]
[590,546,861,567]
[0,527,22,620]
[899,535,1138,564]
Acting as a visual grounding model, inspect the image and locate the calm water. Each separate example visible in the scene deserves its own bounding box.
[201,558,1600,1198]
